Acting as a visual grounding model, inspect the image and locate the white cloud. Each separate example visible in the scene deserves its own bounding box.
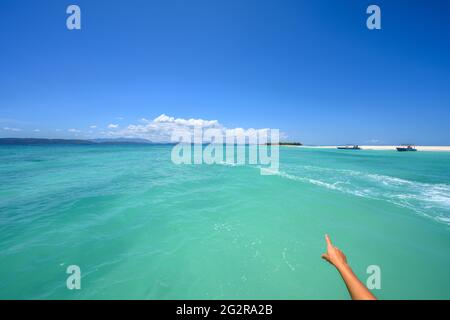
[154,114,219,127]
[90,125,97,129]
[68,128,81,133]
[99,114,281,143]
[33,129,41,132]
[3,127,22,132]
[108,124,119,129]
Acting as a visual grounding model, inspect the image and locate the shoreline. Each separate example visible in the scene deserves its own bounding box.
[294,145,450,152]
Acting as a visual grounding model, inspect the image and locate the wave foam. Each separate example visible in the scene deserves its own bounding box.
[270,166,450,226]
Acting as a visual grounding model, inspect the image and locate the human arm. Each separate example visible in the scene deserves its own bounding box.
[321,234,376,300]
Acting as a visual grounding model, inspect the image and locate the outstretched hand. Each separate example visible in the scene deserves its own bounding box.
[321,234,376,300]
[321,234,348,269]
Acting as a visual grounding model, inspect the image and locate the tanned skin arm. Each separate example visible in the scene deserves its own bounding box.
[322,234,376,300]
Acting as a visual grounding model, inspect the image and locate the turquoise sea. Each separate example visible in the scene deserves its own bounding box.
[0,145,449,299]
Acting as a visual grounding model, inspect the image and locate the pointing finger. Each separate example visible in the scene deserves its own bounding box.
[325,234,333,247]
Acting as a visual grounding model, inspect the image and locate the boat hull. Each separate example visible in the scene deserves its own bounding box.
[396,147,417,152]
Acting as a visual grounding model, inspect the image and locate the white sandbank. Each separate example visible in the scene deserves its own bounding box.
[296,146,450,152]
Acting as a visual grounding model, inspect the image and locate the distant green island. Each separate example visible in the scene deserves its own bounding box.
[0,138,303,146]
[266,142,303,146]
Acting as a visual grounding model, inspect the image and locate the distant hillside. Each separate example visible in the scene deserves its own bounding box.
[0,138,160,145]
[0,138,95,145]
[0,138,299,146]
[89,138,153,144]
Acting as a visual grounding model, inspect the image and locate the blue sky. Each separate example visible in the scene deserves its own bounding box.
[0,0,449,144]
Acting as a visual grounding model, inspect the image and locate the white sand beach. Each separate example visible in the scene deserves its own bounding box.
[298,146,450,152]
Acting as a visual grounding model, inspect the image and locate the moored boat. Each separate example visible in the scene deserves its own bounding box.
[337,145,361,150]
[396,145,417,152]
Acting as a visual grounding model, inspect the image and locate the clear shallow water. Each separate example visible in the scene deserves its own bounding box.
[0,145,449,299]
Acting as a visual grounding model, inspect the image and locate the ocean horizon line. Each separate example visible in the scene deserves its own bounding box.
[1,138,450,149]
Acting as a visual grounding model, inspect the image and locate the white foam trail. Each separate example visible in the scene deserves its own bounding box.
[268,166,450,226]
[220,162,450,226]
